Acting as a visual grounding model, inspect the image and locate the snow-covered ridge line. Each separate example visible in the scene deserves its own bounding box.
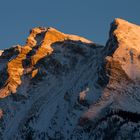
[0,27,95,99]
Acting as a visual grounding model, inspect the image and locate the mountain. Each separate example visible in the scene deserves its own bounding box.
[0,18,140,140]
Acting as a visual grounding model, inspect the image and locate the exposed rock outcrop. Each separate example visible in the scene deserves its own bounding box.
[74,19,140,140]
[106,18,140,83]
[0,27,92,98]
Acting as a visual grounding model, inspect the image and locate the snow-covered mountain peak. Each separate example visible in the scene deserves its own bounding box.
[0,19,140,140]
[106,18,140,81]
[0,27,95,99]
[26,27,92,47]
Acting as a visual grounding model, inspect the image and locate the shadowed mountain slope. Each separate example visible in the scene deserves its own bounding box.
[0,19,140,140]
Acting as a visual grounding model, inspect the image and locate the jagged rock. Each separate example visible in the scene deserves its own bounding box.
[106,18,140,82]
[0,27,93,98]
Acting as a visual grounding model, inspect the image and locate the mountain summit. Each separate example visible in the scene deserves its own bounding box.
[0,19,140,140]
[0,27,92,98]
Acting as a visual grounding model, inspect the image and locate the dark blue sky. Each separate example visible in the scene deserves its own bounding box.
[0,0,140,49]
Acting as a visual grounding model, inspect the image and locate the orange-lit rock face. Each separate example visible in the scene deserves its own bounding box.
[0,27,92,98]
[30,28,65,66]
[107,18,140,81]
[26,27,47,47]
[31,69,38,78]
[0,46,32,98]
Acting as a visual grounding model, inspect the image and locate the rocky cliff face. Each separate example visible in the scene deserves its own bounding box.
[0,18,140,140]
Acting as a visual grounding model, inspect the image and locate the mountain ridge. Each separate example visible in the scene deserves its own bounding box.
[0,27,94,98]
[0,18,140,140]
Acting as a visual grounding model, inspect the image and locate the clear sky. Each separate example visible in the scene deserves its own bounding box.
[0,0,140,49]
